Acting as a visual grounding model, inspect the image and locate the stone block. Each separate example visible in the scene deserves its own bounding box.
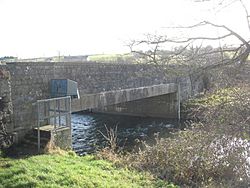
[53,127,72,150]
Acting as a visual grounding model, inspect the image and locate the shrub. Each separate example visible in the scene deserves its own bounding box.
[184,85,250,138]
[100,84,250,187]
[125,127,250,187]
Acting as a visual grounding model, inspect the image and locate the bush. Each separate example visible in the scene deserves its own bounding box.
[184,85,250,138]
[124,127,250,187]
[100,84,250,187]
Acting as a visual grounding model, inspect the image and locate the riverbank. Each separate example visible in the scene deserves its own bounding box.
[1,85,248,187]
[97,85,250,187]
[0,151,177,188]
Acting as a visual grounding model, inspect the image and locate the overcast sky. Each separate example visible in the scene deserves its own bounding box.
[0,0,249,58]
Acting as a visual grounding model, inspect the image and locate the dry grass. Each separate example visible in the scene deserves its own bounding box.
[98,85,250,187]
[43,140,68,155]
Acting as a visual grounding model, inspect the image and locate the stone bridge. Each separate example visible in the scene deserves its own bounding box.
[0,61,205,142]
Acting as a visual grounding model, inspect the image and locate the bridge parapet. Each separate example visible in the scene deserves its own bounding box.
[71,83,178,112]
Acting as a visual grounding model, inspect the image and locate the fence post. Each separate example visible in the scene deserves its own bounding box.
[37,101,41,153]
[177,83,181,121]
[69,97,72,148]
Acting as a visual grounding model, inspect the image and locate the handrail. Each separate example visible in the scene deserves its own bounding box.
[37,96,70,103]
[36,96,71,152]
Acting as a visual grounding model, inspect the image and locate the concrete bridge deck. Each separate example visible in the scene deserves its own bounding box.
[71,83,178,112]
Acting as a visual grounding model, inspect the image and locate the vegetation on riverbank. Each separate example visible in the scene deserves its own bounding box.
[0,84,248,188]
[98,84,250,187]
[0,151,176,188]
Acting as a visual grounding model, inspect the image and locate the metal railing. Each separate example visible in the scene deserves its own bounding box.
[36,96,71,152]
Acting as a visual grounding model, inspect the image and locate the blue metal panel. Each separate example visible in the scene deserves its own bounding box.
[50,79,68,97]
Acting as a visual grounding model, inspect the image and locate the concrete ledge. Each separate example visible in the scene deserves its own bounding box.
[71,83,177,112]
[34,125,72,150]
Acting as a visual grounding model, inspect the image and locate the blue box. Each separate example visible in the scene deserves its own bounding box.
[50,79,79,98]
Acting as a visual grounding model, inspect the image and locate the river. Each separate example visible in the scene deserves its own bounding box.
[71,112,182,155]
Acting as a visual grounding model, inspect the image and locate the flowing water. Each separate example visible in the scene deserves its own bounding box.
[72,112,182,155]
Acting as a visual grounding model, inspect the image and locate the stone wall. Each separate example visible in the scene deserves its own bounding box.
[5,61,201,141]
[0,65,13,147]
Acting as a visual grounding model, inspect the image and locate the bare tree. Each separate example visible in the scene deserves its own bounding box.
[129,0,250,90]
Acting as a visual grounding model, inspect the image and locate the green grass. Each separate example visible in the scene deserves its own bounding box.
[88,53,134,63]
[0,152,175,188]
[187,87,240,108]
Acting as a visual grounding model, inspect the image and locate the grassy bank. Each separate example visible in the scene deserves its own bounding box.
[0,152,176,188]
